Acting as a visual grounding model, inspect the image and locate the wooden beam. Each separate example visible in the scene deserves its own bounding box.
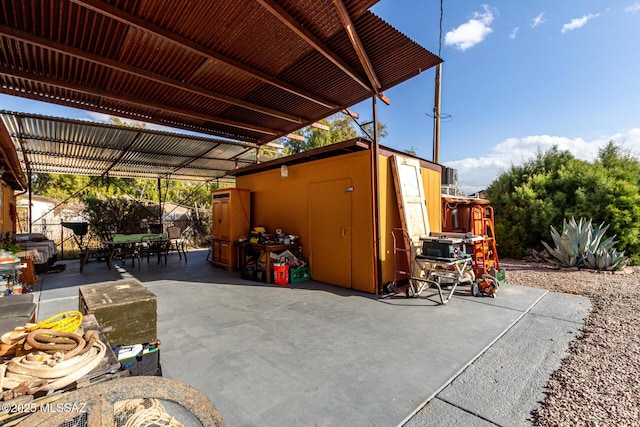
[286,133,305,141]
[256,0,372,92]
[333,0,389,105]
[0,25,304,125]
[311,122,330,131]
[71,0,339,109]
[343,109,359,119]
[0,66,280,136]
[266,141,285,149]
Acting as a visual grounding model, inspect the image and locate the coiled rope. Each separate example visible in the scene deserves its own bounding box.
[1,311,84,358]
[114,397,184,427]
[26,311,83,333]
[1,329,105,399]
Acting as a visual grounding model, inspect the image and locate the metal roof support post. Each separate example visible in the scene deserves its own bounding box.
[157,177,163,230]
[371,96,382,291]
[433,63,442,164]
[28,171,32,234]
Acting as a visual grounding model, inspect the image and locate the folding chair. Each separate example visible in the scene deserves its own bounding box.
[167,226,188,261]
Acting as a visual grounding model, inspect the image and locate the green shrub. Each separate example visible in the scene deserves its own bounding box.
[486,142,640,264]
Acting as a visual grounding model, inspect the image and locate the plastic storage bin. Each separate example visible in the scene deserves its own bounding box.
[289,266,311,283]
[273,265,289,286]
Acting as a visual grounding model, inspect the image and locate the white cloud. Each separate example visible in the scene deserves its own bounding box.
[625,2,640,12]
[86,111,116,123]
[561,13,600,33]
[445,5,495,51]
[509,27,519,39]
[444,129,640,194]
[86,111,177,132]
[530,12,546,28]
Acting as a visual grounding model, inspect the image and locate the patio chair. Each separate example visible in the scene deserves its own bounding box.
[140,235,169,268]
[101,230,141,270]
[167,226,188,261]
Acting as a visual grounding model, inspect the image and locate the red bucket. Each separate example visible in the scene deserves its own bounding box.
[273,265,289,286]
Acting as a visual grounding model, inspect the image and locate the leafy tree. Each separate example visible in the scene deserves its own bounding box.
[30,172,53,195]
[486,143,640,264]
[83,197,161,235]
[360,121,389,140]
[404,146,419,156]
[108,117,148,128]
[283,114,387,154]
[259,143,281,160]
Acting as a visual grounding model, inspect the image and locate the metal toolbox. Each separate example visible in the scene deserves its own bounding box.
[420,236,465,259]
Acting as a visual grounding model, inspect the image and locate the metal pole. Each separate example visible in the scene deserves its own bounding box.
[372,96,382,290]
[157,177,162,231]
[433,63,442,164]
[28,172,32,234]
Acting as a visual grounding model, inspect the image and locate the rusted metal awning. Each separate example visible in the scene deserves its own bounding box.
[0,0,442,146]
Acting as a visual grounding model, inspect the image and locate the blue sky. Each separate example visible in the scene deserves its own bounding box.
[2,1,640,193]
[362,0,640,192]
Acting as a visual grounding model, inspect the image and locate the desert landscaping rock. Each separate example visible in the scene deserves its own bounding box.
[502,260,640,427]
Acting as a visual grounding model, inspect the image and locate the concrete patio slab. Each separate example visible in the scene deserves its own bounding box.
[405,292,590,427]
[33,249,590,427]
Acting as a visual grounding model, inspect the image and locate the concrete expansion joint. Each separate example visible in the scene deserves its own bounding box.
[464,297,536,315]
[434,396,503,426]
[527,310,590,325]
[399,290,550,427]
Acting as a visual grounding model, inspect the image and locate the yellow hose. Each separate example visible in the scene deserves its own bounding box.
[26,311,83,333]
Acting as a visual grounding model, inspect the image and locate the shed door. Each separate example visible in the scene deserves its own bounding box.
[309,179,352,288]
[390,155,430,245]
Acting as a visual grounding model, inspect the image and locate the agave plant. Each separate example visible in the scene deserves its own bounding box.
[542,217,628,271]
[582,234,628,271]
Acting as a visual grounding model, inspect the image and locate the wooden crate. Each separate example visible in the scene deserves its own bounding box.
[79,280,157,346]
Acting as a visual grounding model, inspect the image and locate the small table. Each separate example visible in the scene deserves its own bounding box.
[237,242,300,284]
[103,234,168,270]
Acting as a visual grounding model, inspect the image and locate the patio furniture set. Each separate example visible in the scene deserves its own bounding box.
[62,223,188,272]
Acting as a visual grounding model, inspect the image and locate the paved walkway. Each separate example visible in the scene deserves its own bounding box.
[35,249,590,426]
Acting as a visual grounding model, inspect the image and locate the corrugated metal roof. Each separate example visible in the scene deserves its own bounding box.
[0,111,269,182]
[0,0,442,146]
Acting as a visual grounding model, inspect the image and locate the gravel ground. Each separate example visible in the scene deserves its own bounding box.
[501,259,640,427]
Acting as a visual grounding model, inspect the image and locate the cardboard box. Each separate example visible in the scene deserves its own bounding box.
[79,280,157,346]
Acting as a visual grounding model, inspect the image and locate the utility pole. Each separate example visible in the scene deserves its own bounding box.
[433,63,442,164]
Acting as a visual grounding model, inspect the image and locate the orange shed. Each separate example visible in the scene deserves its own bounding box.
[229,138,442,294]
